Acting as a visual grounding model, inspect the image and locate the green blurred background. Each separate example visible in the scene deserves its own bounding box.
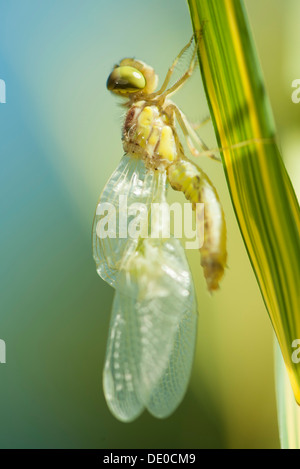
[0,0,299,449]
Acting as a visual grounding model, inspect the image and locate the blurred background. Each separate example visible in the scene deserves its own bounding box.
[0,0,299,449]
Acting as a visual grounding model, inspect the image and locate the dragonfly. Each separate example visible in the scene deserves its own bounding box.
[92,35,227,422]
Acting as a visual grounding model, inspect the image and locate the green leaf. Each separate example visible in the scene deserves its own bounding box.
[187,0,300,403]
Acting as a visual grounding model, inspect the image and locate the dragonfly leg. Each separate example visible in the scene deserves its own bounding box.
[187,137,276,159]
[166,101,275,161]
[165,103,221,161]
[146,36,194,100]
[158,50,197,101]
[191,116,211,130]
[158,28,208,101]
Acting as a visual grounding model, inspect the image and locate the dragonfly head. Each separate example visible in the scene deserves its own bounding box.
[107,59,158,97]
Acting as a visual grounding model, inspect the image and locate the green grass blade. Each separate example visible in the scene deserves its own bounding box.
[187,0,300,403]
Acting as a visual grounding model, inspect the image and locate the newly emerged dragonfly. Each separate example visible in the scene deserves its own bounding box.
[92,36,227,421]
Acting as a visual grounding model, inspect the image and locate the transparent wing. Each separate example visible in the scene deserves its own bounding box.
[92,154,161,287]
[103,237,197,422]
[146,307,197,418]
[103,282,144,422]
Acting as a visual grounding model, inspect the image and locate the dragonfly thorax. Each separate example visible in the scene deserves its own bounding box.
[123,101,178,171]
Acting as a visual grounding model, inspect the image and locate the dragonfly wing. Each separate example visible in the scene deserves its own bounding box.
[103,279,145,422]
[103,238,197,421]
[144,238,197,418]
[92,154,160,287]
[146,292,197,418]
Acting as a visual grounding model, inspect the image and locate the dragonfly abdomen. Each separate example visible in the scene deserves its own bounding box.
[167,159,227,291]
[123,103,178,171]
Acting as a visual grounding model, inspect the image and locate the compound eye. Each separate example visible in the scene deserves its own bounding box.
[106,66,146,93]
